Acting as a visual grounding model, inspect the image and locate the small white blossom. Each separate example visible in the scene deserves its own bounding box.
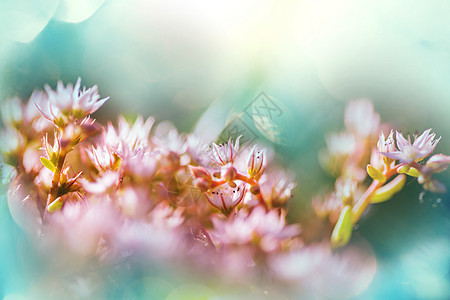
[247,145,266,179]
[35,78,109,126]
[205,183,247,214]
[209,136,241,166]
[381,129,440,163]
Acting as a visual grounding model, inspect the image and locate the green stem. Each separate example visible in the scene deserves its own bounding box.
[46,152,67,207]
[352,180,381,224]
[352,164,402,224]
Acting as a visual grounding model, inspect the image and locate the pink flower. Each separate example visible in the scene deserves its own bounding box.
[79,171,120,194]
[269,243,330,282]
[122,150,158,179]
[425,154,450,173]
[190,166,213,191]
[46,200,119,257]
[204,183,247,214]
[247,145,266,179]
[381,129,441,163]
[152,121,187,155]
[377,130,397,165]
[418,154,450,194]
[116,186,152,218]
[211,207,300,252]
[344,99,380,138]
[1,96,23,127]
[209,136,241,166]
[115,202,185,257]
[0,127,24,165]
[104,116,154,158]
[85,145,118,173]
[35,78,109,126]
[258,168,296,206]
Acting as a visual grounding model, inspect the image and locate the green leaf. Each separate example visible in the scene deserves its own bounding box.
[40,156,56,172]
[397,165,419,177]
[405,167,420,177]
[367,164,386,182]
[331,205,353,248]
[370,174,406,203]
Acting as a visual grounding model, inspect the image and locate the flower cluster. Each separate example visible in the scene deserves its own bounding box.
[1,82,448,299]
[1,79,303,290]
[316,99,449,249]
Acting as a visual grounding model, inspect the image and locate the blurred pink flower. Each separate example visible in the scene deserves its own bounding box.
[122,150,158,179]
[258,168,296,206]
[344,99,380,138]
[382,129,440,163]
[152,121,187,155]
[115,202,185,258]
[1,92,49,131]
[269,243,329,282]
[425,154,450,173]
[85,145,118,173]
[1,96,23,127]
[0,127,24,165]
[104,116,154,158]
[117,186,152,218]
[211,207,300,252]
[46,200,119,257]
[79,171,120,194]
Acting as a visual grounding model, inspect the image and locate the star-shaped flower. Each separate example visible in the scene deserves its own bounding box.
[209,136,241,166]
[35,78,109,127]
[381,129,440,163]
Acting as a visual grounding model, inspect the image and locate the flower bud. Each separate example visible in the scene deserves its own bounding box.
[377,130,396,165]
[250,185,260,195]
[79,116,100,137]
[227,181,237,188]
[247,145,266,179]
[222,165,237,182]
[335,177,356,206]
[423,179,447,194]
[189,166,212,184]
[425,154,450,173]
[193,178,211,192]
[43,132,61,165]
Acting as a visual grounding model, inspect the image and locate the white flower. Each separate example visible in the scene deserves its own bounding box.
[104,116,155,158]
[85,145,118,173]
[209,136,241,166]
[211,207,300,252]
[205,183,247,214]
[381,129,440,163]
[35,78,109,126]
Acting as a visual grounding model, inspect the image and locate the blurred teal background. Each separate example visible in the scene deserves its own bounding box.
[0,0,449,299]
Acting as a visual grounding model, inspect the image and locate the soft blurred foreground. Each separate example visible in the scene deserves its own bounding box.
[1,1,450,300]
